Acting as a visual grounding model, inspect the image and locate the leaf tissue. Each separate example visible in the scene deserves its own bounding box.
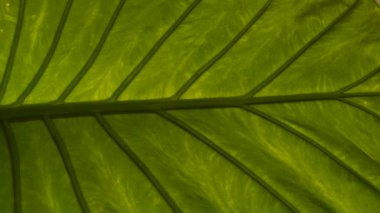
[0,0,380,212]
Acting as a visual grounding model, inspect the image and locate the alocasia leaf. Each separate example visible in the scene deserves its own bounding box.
[0,0,379,212]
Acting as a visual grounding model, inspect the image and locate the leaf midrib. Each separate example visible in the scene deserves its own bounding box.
[0,92,378,120]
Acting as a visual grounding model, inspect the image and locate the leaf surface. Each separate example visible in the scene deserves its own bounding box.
[0,0,380,212]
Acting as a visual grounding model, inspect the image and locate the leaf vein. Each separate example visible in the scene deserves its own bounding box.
[171,0,273,99]
[2,120,21,213]
[1,92,380,120]
[241,105,380,194]
[56,0,127,103]
[43,116,90,213]
[243,0,357,97]
[14,0,73,105]
[158,110,298,213]
[109,0,202,101]
[336,66,380,94]
[94,113,182,213]
[0,0,26,102]
[338,98,380,120]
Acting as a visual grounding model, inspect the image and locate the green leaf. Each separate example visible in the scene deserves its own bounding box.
[1,0,379,212]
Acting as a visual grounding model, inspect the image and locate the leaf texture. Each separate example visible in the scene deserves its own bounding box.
[0,0,380,212]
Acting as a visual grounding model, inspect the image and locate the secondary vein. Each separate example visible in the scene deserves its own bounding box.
[338,98,380,120]
[94,113,182,213]
[158,111,298,213]
[109,0,202,101]
[14,0,73,105]
[241,105,380,194]
[243,0,357,98]
[56,0,127,103]
[43,116,90,213]
[171,0,273,99]
[335,66,380,94]
[2,120,22,213]
[0,0,26,103]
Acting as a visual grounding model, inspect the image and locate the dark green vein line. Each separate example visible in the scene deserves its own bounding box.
[14,0,73,105]
[2,120,21,213]
[1,92,380,120]
[109,0,202,101]
[335,66,380,94]
[0,0,26,102]
[338,98,380,120]
[241,105,380,194]
[171,0,273,100]
[56,0,127,103]
[43,116,90,213]
[243,1,357,98]
[94,114,182,213]
[157,111,298,213]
